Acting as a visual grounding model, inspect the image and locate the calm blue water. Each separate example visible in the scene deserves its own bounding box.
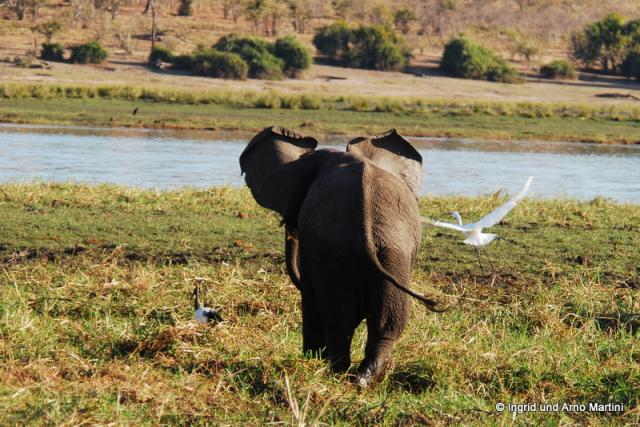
[1,124,639,203]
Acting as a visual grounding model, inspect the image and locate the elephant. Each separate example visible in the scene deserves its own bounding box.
[239,126,442,387]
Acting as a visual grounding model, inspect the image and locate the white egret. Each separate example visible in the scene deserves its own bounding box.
[423,176,533,270]
[193,285,222,324]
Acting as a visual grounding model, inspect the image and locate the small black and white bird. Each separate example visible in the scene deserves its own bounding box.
[193,285,222,324]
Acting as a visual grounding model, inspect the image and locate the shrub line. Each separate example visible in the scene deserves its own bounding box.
[1,83,640,124]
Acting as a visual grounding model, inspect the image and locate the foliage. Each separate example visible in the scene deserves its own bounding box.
[440,36,519,83]
[148,45,175,64]
[621,48,640,81]
[191,49,248,79]
[347,25,411,70]
[274,36,312,76]
[313,22,410,70]
[31,20,62,43]
[394,7,415,34]
[145,34,310,80]
[312,21,352,60]
[539,60,577,80]
[572,13,640,73]
[172,54,194,70]
[512,37,539,65]
[69,41,108,64]
[40,43,65,62]
[177,0,193,16]
[214,34,284,79]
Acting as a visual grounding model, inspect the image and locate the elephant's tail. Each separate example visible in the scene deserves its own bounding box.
[284,225,302,290]
[369,253,448,313]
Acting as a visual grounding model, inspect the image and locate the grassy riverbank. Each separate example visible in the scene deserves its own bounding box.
[2,84,640,143]
[1,183,639,424]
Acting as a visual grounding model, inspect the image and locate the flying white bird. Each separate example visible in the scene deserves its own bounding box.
[193,285,222,324]
[423,176,533,270]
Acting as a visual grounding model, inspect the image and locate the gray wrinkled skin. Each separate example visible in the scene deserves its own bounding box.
[240,127,437,387]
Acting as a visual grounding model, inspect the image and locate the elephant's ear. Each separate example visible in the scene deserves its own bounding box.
[347,129,422,196]
[240,126,318,223]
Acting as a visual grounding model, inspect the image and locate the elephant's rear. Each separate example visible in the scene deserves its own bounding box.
[239,127,427,385]
[298,152,421,262]
[297,154,421,371]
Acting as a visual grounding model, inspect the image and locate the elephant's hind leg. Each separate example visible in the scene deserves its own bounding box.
[304,254,362,373]
[357,280,409,387]
[301,287,326,360]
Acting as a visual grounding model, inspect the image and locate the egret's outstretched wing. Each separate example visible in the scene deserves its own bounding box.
[422,217,468,232]
[475,176,533,229]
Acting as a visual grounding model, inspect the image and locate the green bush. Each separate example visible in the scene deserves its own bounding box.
[572,13,640,73]
[149,46,175,64]
[313,21,352,61]
[69,41,108,64]
[346,25,411,71]
[173,54,194,70]
[40,43,65,62]
[313,23,410,71]
[214,35,283,79]
[191,49,248,80]
[540,60,577,80]
[440,36,518,83]
[621,49,640,81]
[274,36,311,77]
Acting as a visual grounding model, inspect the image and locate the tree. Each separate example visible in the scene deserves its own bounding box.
[13,0,26,20]
[313,21,352,61]
[32,20,62,43]
[105,0,121,19]
[394,7,415,34]
[264,0,288,36]
[177,0,192,16]
[70,0,96,28]
[573,13,635,73]
[222,0,243,23]
[244,0,269,34]
[143,0,159,51]
[287,0,313,34]
[10,0,44,20]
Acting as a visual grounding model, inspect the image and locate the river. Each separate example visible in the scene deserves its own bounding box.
[1,124,639,203]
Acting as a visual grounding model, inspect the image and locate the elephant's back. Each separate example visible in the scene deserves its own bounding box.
[298,152,368,251]
[364,164,422,261]
[298,153,420,258]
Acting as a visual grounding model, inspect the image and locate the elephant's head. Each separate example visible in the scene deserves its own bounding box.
[240,127,423,224]
[239,126,318,226]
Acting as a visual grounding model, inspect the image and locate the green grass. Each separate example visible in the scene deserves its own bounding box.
[1,83,640,143]
[1,183,639,424]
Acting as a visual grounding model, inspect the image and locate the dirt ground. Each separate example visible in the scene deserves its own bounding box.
[0,1,639,106]
[2,56,640,106]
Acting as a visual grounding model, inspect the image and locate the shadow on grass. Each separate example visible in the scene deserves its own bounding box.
[387,362,436,394]
[562,302,640,334]
[0,245,284,267]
